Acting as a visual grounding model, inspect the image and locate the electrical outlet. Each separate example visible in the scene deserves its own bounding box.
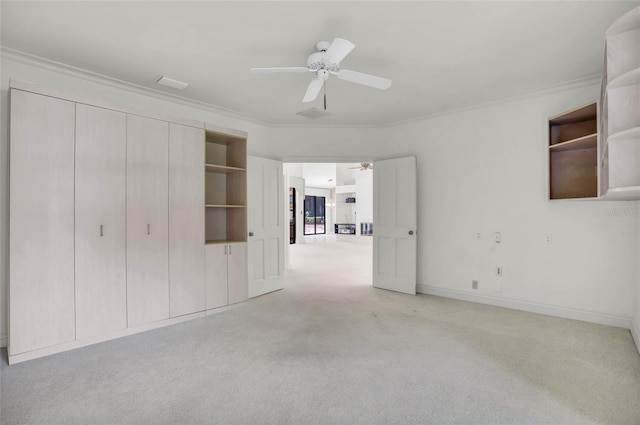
[472,280,478,290]
[546,234,553,244]
[476,232,482,240]
[496,267,503,276]
[494,232,501,243]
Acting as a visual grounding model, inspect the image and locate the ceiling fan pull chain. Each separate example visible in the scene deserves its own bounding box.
[324,81,327,110]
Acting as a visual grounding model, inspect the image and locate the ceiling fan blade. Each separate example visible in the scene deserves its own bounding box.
[250,67,309,74]
[324,38,355,64]
[303,78,324,102]
[338,69,392,90]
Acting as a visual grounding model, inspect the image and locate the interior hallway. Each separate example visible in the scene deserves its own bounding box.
[1,236,639,425]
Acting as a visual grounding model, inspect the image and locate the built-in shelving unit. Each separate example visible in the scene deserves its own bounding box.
[204,129,247,244]
[599,6,640,200]
[548,102,598,200]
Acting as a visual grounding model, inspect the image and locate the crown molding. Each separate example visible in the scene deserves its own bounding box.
[0,46,271,127]
[2,46,602,130]
[382,74,602,128]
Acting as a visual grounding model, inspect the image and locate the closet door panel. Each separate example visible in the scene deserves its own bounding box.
[75,104,127,339]
[169,124,205,316]
[227,242,248,305]
[9,90,76,355]
[126,115,170,327]
[205,244,228,310]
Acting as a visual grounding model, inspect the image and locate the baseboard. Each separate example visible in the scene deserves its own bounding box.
[417,284,632,329]
[1,336,6,349]
[631,318,640,356]
[7,311,206,365]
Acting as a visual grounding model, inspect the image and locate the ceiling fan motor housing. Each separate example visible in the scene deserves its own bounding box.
[307,50,340,73]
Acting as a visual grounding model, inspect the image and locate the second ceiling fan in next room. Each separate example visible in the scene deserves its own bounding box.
[250,38,392,108]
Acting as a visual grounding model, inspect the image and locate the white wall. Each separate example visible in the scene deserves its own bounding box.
[388,85,639,327]
[355,170,373,235]
[634,202,640,352]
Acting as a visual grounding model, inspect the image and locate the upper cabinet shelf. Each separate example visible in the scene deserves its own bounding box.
[205,130,247,169]
[549,133,597,152]
[205,163,245,174]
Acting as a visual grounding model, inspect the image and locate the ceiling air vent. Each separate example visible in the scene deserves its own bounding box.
[297,108,330,119]
[155,76,189,90]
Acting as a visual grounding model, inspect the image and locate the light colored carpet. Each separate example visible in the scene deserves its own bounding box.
[1,235,639,425]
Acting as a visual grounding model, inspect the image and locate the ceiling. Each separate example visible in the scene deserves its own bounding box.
[1,1,636,126]
[285,163,365,189]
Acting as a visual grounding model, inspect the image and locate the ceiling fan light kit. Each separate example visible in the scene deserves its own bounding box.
[250,38,392,106]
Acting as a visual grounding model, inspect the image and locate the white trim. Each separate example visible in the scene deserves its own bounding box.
[1,47,266,126]
[417,284,632,329]
[8,313,205,364]
[631,318,640,356]
[384,74,602,128]
[9,79,204,129]
[2,46,602,129]
[6,302,245,364]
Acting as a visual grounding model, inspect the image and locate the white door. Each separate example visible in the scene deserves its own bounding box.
[126,115,169,327]
[75,104,128,339]
[248,156,284,298]
[373,156,417,295]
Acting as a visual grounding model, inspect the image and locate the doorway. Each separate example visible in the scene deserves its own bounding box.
[283,162,374,286]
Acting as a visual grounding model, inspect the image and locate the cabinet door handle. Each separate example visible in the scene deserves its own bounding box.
[408,230,414,235]
[100,225,103,237]
[229,245,232,255]
[249,232,254,237]
[224,245,227,255]
[147,224,150,235]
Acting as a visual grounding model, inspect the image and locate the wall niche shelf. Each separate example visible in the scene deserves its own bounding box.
[548,102,598,200]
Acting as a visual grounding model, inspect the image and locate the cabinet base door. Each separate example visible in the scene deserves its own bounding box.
[228,242,248,304]
[205,244,228,309]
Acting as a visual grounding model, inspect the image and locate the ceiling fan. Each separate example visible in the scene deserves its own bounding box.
[250,38,392,104]
[350,162,373,171]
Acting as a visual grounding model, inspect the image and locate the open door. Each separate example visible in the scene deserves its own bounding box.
[248,156,284,298]
[373,156,417,295]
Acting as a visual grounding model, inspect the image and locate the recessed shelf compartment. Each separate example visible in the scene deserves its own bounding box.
[548,102,598,200]
[205,205,247,243]
[204,127,247,243]
[205,170,246,207]
[205,131,247,169]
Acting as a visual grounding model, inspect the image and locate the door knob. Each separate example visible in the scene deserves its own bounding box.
[249,232,254,237]
[408,230,414,235]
